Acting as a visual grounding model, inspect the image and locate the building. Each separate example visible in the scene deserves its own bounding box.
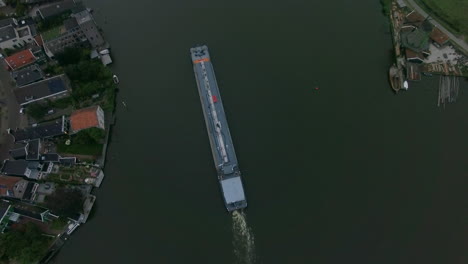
[26,139,40,161]
[0,176,39,201]
[0,160,45,180]
[430,27,449,47]
[42,17,88,58]
[37,0,76,20]
[70,105,105,133]
[405,49,425,63]
[13,74,71,106]
[0,18,35,50]
[71,7,105,48]
[8,200,53,222]
[400,28,430,53]
[9,143,27,160]
[4,49,37,70]
[11,64,44,87]
[9,116,67,142]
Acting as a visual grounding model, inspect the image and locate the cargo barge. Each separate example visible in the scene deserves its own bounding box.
[190,45,247,212]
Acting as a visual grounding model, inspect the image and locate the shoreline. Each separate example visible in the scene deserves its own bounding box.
[0,1,119,263]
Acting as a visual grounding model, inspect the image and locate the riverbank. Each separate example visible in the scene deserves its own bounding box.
[383,0,468,97]
[0,1,118,263]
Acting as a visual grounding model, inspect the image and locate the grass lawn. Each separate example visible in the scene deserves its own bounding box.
[42,26,61,42]
[419,0,468,38]
[57,143,103,156]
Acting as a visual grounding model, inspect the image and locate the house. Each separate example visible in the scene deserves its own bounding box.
[11,64,44,87]
[405,10,425,28]
[9,116,67,142]
[405,49,425,63]
[0,160,44,180]
[26,139,40,161]
[71,7,105,48]
[70,105,105,133]
[4,49,37,70]
[37,0,76,20]
[42,17,88,58]
[0,18,35,50]
[9,200,52,222]
[13,74,71,106]
[430,27,449,47]
[0,199,53,233]
[8,139,40,160]
[9,143,27,160]
[0,176,39,201]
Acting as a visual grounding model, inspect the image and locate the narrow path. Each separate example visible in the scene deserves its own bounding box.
[403,0,468,54]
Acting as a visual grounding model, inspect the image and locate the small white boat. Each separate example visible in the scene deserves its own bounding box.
[403,81,409,90]
[122,101,127,108]
[100,49,110,55]
[113,74,119,84]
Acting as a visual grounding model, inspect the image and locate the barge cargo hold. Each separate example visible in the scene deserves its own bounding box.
[190,45,247,212]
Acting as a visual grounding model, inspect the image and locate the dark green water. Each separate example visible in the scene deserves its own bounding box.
[54,1,468,263]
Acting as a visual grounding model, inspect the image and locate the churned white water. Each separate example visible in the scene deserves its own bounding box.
[232,210,256,264]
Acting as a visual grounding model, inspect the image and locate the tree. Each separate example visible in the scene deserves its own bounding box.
[26,103,48,121]
[44,187,84,218]
[15,3,26,17]
[87,127,105,142]
[0,223,51,264]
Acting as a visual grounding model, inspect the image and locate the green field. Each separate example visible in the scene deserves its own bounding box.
[419,0,468,38]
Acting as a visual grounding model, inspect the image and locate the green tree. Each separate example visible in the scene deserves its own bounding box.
[0,223,51,264]
[26,103,48,120]
[44,187,84,218]
[15,3,26,16]
[87,127,105,142]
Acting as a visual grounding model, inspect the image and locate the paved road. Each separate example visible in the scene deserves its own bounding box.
[0,61,27,160]
[404,0,468,54]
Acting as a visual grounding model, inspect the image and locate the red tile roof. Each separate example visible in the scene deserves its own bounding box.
[4,49,37,70]
[430,27,449,45]
[70,106,100,132]
[0,176,22,196]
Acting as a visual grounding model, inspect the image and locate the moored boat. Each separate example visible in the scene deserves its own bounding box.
[389,64,400,93]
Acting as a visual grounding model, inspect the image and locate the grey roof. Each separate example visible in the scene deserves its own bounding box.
[26,139,40,160]
[63,17,79,30]
[59,157,76,166]
[22,182,36,201]
[38,0,76,19]
[26,161,40,180]
[9,144,27,159]
[1,160,28,176]
[0,26,17,43]
[40,153,60,162]
[12,64,44,87]
[0,18,16,28]
[11,117,66,142]
[220,177,246,204]
[11,201,47,221]
[14,75,70,105]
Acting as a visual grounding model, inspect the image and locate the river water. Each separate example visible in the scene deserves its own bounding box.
[53,0,468,263]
